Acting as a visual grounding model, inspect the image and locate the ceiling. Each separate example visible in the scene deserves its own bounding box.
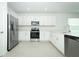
[7,2,79,13]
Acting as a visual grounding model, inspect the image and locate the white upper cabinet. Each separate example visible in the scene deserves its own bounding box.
[18,14,56,26]
[27,15,56,26]
[39,16,56,26]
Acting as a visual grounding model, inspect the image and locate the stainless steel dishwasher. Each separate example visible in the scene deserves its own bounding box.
[65,35,79,57]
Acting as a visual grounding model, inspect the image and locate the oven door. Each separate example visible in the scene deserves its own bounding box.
[30,31,39,39]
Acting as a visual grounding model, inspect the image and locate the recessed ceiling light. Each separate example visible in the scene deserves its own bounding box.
[27,8,30,11]
[44,8,48,11]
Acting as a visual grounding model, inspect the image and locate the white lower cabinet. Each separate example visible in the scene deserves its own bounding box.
[19,31,30,41]
[19,31,50,41]
[50,33,64,54]
[58,34,64,54]
[40,31,50,41]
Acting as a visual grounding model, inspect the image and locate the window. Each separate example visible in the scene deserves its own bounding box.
[68,18,79,35]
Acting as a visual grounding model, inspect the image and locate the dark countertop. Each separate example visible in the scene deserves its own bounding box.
[64,33,79,41]
[64,33,79,37]
[65,35,79,40]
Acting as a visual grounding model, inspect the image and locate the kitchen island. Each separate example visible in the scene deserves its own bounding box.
[64,33,79,57]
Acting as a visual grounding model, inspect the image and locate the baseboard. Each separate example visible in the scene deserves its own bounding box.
[49,40,65,57]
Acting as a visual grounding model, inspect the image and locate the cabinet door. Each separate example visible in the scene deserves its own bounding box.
[57,33,64,54]
[51,33,64,54]
[27,16,32,25]
[40,16,44,25]
[19,31,30,41]
[46,16,56,25]
[40,31,50,41]
[51,33,57,47]
[40,16,56,26]
[67,38,79,57]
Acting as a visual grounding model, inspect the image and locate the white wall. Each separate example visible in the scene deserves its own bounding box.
[0,2,7,56]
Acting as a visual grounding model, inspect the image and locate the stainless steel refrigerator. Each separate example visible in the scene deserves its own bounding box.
[7,14,18,51]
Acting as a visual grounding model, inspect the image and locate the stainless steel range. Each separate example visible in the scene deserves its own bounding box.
[30,21,40,41]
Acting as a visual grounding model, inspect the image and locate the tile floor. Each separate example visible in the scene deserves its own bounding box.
[4,41,64,57]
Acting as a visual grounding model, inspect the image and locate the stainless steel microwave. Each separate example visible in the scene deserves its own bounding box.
[31,21,39,26]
